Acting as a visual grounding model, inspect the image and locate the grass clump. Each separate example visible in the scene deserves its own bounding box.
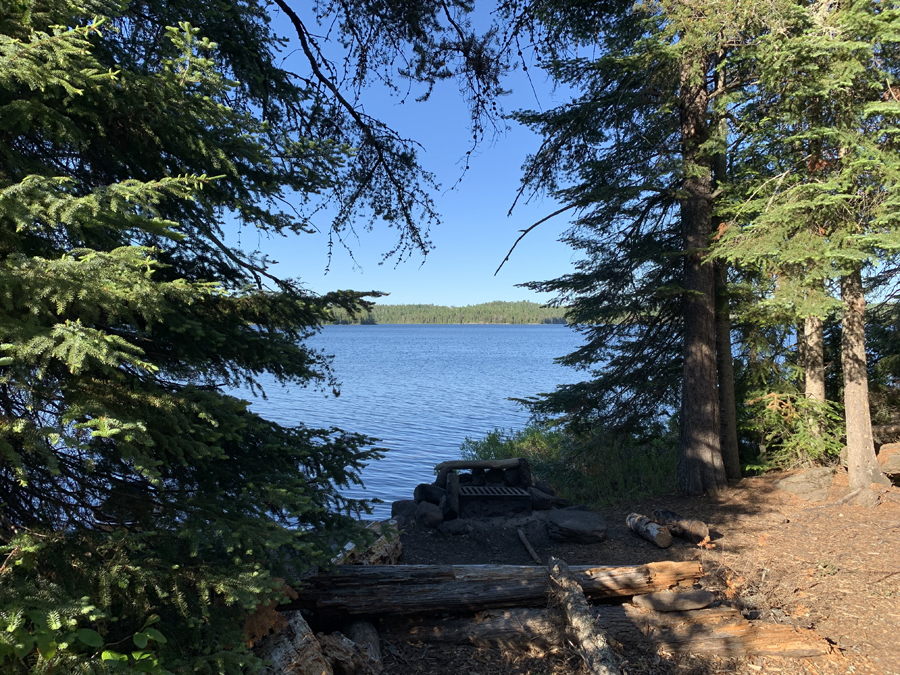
[460,423,677,507]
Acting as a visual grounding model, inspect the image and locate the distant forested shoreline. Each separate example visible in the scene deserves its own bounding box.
[328,300,568,324]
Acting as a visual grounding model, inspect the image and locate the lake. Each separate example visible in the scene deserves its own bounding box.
[243,324,582,519]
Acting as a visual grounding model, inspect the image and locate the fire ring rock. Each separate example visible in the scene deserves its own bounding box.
[547,509,608,544]
[415,501,443,529]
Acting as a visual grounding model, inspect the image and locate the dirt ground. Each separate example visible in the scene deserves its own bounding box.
[380,470,900,675]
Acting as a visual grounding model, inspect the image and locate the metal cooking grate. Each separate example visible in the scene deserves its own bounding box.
[459,486,530,497]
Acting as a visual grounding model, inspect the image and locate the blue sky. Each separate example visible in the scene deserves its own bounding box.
[228,10,580,307]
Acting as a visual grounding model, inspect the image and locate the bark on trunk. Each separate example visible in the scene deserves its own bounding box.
[548,557,621,675]
[715,262,741,480]
[841,269,889,490]
[677,54,727,495]
[805,315,826,402]
[284,562,703,616]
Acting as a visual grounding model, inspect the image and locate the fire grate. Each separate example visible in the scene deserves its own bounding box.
[459,486,530,498]
[458,485,531,518]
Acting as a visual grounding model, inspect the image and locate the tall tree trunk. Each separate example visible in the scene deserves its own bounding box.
[711,73,740,481]
[677,55,727,495]
[715,263,740,480]
[840,268,888,490]
[804,315,825,402]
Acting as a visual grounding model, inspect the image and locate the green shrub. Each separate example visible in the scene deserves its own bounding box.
[460,423,678,506]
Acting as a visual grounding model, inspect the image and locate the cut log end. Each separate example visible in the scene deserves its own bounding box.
[627,513,673,548]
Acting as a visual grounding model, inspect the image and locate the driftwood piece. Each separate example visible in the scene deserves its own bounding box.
[384,605,830,658]
[626,513,673,548]
[549,557,621,675]
[332,520,401,566]
[317,632,380,675]
[284,561,703,616]
[517,528,542,565]
[256,611,333,675]
[344,620,381,668]
[651,509,710,544]
[631,590,715,612]
[434,458,523,471]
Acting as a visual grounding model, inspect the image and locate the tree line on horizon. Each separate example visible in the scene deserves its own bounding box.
[328,301,568,324]
[2,0,900,673]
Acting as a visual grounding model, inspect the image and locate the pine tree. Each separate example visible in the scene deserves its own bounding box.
[0,1,496,672]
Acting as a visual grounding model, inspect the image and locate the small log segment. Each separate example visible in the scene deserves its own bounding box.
[548,557,621,675]
[651,509,710,545]
[256,611,333,675]
[382,605,830,658]
[284,561,703,616]
[517,528,542,565]
[626,513,673,548]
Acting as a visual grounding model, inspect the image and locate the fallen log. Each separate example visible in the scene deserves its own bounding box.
[549,557,621,675]
[383,605,830,658]
[626,513,673,548]
[651,509,710,545]
[382,608,563,649]
[595,605,829,658]
[873,424,900,440]
[283,561,703,616]
[434,458,523,471]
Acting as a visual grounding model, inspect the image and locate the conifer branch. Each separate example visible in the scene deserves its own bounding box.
[495,204,576,275]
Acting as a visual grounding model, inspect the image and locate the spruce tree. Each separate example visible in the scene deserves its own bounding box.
[717,0,900,487]
[0,1,495,672]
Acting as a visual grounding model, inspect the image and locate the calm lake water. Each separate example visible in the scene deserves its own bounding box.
[243,324,582,519]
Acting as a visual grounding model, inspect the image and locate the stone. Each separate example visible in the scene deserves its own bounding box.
[458,472,473,485]
[534,480,556,496]
[415,501,443,528]
[547,509,608,544]
[390,499,417,525]
[851,488,882,509]
[528,487,555,510]
[776,467,834,502]
[877,443,900,478]
[485,467,505,484]
[438,519,472,536]
[503,467,521,487]
[414,483,445,505]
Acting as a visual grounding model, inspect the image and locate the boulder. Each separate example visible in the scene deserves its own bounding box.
[434,467,451,489]
[458,472,473,485]
[414,483,445,505]
[390,500,417,527]
[776,467,834,502]
[528,487,555,510]
[415,501,443,529]
[877,442,900,478]
[547,509,608,544]
[438,519,472,536]
[503,467,521,487]
[534,480,556,496]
